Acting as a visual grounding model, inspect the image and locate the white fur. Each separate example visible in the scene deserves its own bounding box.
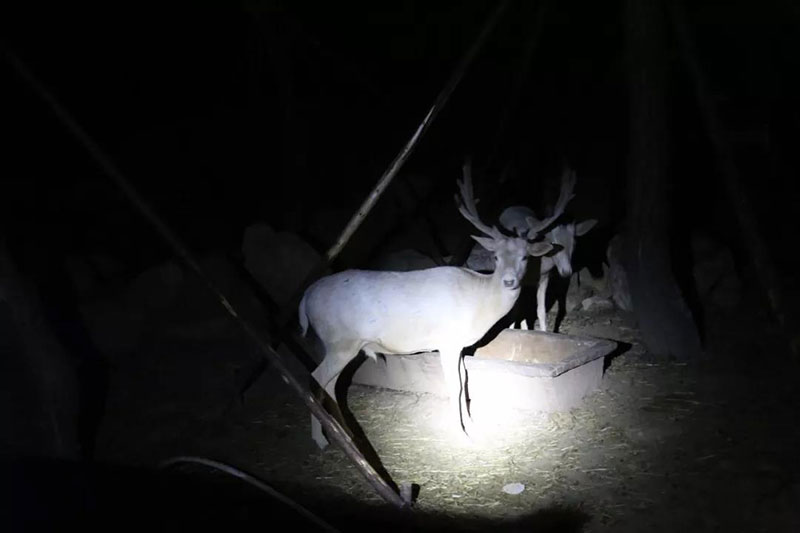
[300,163,572,448]
[301,237,549,448]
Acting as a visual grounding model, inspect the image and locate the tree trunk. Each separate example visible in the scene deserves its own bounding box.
[668,1,796,358]
[624,0,703,360]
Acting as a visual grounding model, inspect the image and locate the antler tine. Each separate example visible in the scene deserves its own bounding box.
[526,166,577,238]
[455,158,500,238]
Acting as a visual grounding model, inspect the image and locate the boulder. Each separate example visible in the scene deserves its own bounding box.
[465,243,494,272]
[370,249,438,272]
[127,260,184,311]
[565,266,610,313]
[691,232,742,310]
[566,275,593,313]
[581,295,615,312]
[64,252,129,299]
[242,223,323,306]
[606,233,633,311]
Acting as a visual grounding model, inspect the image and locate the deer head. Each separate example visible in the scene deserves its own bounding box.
[455,159,556,289]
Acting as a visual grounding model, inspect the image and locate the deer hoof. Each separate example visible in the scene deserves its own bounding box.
[311,416,331,450]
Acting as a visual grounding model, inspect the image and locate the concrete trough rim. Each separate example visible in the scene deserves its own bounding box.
[467,329,617,379]
[350,328,619,413]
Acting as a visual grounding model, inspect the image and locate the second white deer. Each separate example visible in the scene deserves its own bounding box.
[466,168,596,331]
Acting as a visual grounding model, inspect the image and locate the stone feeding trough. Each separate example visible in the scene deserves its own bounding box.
[351,329,617,413]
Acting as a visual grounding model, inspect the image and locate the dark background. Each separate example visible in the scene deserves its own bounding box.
[3,0,798,276]
[2,2,800,529]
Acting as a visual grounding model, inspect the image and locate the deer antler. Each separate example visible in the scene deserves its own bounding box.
[525,166,577,238]
[455,157,502,239]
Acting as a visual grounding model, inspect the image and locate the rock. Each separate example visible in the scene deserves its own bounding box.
[581,295,614,312]
[566,276,593,312]
[370,249,438,272]
[127,260,184,311]
[606,234,633,311]
[78,248,272,356]
[502,482,525,495]
[79,298,145,358]
[577,266,609,297]
[691,232,742,310]
[80,259,185,357]
[242,223,323,306]
[64,253,129,299]
[465,243,494,272]
[153,252,266,341]
[565,267,607,313]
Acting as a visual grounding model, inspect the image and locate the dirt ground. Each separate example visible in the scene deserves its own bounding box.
[83,279,800,533]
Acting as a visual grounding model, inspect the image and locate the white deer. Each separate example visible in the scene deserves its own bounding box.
[466,168,597,331]
[299,161,575,448]
[501,206,596,331]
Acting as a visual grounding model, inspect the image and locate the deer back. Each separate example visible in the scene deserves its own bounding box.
[301,266,516,354]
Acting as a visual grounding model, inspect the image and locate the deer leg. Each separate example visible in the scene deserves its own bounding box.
[310,352,354,450]
[439,348,469,436]
[537,272,550,332]
[457,350,481,438]
[458,352,471,420]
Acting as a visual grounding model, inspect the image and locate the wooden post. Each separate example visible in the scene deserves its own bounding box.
[5,51,408,509]
[624,0,704,360]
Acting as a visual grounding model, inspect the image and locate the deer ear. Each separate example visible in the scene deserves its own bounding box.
[527,242,553,257]
[576,219,597,236]
[472,235,498,252]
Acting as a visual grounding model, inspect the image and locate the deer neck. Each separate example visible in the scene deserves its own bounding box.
[485,268,522,316]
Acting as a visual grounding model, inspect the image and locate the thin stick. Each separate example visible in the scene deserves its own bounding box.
[4,50,408,509]
[278,0,512,326]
